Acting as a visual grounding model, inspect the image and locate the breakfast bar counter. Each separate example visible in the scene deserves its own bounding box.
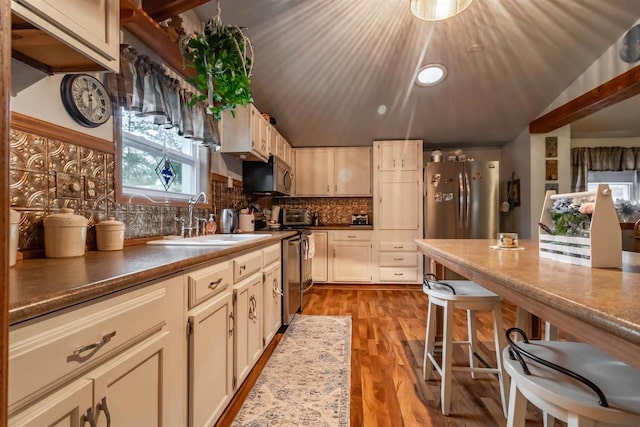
[415,239,640,369]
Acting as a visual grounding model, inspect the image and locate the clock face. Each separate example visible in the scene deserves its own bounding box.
[60,74,112,128]
[620,24,640,64]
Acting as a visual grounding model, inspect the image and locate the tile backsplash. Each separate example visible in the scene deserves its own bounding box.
[274,197,373,225]
[9,128,246,255]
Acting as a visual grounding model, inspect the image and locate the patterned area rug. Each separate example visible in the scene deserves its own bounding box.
[232,315,352,426]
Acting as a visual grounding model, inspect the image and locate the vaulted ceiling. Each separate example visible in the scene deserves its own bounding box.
[194,0,640,148]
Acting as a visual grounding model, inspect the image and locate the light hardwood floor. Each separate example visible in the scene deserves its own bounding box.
[217,284,552,427]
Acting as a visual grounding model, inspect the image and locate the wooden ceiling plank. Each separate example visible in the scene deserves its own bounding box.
[529,65,640,134]
[143,0,210,24]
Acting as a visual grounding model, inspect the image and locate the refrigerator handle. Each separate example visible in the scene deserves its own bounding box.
[458,171,465,231]
[464,170,471,237]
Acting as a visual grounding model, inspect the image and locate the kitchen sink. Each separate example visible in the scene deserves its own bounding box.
[147,234,272,246]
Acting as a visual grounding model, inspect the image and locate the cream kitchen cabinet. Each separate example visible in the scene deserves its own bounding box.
[186,261,234,427]
[376,140,421,171]
[11,0,120,72]
[8,275,184,426]
[311,231,329,283]
[233,251,264,388]
[262,243,282,345]
[294,147,371,196]
[331,230,372,283]
[373,140,424,284]
[273,129,293,166]
[221,103,270,162]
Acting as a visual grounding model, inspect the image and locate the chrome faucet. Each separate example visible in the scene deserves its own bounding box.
[185,192,208,237]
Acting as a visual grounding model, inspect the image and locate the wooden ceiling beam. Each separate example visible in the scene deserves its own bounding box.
[142,0,210,24]
[529,64,640,134]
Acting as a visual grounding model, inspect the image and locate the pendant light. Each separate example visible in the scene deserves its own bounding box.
[410,0,473,21]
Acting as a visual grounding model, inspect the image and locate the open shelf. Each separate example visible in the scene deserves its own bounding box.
[120,0,197,81]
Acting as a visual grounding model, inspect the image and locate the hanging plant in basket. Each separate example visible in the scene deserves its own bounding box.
[181,3,254,121]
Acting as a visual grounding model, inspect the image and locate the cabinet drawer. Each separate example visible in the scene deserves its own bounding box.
[379,242,416,252]
[379,267,419,282]
[234,251,263,283]
[9,279,175,409]
[187,261,232,309]
[379,252,418,267]
[332,230,372,241]
[262,243,281,267]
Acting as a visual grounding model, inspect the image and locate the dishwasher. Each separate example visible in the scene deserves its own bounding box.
[282,235,301,325]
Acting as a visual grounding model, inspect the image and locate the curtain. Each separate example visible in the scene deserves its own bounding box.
[571,146,640,191]
[105,44,219,147]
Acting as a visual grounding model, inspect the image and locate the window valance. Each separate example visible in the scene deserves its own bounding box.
[571,146,640,191]
[105,44,219,147]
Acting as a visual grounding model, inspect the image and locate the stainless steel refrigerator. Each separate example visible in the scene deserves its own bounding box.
[424,161,499,239]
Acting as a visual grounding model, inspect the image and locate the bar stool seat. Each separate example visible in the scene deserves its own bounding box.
[422,277,508,416]
[503,335,640,427]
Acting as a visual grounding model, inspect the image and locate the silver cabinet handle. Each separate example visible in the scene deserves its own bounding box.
[209,278,223,289]
[393,245,404,249]
[84,407,97,427]
[229,312,234,337]
[394,273,404,276]
[347,235,357,238]
[73,331,116,357]
[394,257,404,261]
[239,265,246,272]
[273,279,282,297]
[98,397,112,427]
[327,184,330,192]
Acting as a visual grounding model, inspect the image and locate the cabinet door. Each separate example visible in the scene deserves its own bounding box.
[234,273,263,388]
[294,148,332,196]
[398,141,420,170]
[377,142,397,171]
[88,332,169,427]
[334,147,371,195]
[249,104,261,153]
[262,263,282,345]
[188,292,234,427]
[12,0,119,71]
[378,179,420,230]
[333,241,371,282]
[9,379,93,427]
[311,231,328,283]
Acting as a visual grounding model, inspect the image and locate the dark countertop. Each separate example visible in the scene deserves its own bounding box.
[9,231,297,325]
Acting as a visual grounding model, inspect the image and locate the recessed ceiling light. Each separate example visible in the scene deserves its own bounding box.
[377,105,387,115]
[416,64,447,86]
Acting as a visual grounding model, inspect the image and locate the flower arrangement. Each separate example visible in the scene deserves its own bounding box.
[549,197,594,236]
[614,199,640,223]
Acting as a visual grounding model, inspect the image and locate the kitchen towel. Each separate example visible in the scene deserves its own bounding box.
[307,233,315,259]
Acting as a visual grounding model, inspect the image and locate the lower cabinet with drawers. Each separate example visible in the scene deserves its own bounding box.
[9,241,285,427]
[8,274,185,427]
[375,232,423,283]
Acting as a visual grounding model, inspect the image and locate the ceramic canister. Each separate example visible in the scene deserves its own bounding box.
[239,214,255,232]
[43,208,88,258]
[9,208,20,266]
[96,217,125,251]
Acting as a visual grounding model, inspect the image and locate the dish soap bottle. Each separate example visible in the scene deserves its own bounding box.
[206,214,217,235]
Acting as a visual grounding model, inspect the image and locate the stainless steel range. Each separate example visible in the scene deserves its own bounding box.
[280,226,313,324]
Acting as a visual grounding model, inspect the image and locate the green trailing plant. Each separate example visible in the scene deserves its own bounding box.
[181,13,254,121]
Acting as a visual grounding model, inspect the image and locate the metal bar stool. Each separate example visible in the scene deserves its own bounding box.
[422,275,508,416]
[504,328,640,427]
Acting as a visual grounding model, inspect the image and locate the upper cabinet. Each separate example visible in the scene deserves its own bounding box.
[294,147,372,197]
[11,0,120,73]
[376,140,421,171]
[221,104,270,162]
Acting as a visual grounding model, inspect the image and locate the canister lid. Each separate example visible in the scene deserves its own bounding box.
[43,208,88,227]
[10,208,20,224]
[96,217,124,230]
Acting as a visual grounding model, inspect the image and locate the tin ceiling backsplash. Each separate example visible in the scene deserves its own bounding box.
[275,197,373,225]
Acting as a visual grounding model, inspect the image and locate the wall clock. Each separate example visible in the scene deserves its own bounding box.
[60,74,112,128]
[619,24,640,64]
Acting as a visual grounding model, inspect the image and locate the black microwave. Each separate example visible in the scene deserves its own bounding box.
[242,156,292,196]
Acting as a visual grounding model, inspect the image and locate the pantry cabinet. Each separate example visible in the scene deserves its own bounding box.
[11,0,120,72]
[294,147,371,196]
[373,140,424,284]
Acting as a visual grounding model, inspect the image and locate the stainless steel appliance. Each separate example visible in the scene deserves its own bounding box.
[242,155,292,196]
[282,234,301,325]
[220,209,237,234]
[281,208,311,226]
[425,161,499,239]
[351,213,369,225]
